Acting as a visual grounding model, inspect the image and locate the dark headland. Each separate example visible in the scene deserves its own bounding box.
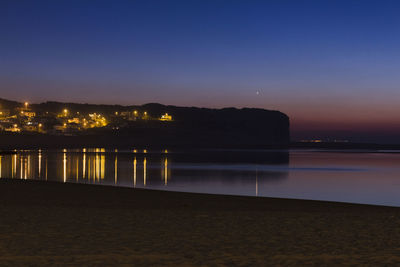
[1,179,400,266]
[0,98,289,149]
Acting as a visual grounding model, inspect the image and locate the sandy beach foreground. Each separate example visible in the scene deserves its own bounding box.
[1,179,400,266]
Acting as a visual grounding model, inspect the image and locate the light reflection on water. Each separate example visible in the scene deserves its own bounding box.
[0,148,288,194]
[0,149,181,188]
[2,148,400,206]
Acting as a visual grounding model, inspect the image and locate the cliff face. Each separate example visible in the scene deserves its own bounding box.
[135,104,290,147]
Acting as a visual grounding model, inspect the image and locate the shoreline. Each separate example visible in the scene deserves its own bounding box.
[1,179,400,265]
[1,178,398,209]
[4,138,400,151]
[0,132,289,150]
[3,178,397,209]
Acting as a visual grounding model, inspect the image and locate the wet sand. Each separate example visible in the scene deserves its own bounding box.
[1,179,400,266]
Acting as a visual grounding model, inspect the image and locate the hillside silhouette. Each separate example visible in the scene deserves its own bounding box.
[0,98,289,148]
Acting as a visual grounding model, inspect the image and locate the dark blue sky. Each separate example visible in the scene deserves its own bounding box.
[2,0,400,142]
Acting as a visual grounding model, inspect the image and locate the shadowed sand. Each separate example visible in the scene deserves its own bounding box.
[1,179,400,266]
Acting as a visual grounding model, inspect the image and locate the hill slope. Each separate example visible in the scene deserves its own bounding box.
[0,98,289,148]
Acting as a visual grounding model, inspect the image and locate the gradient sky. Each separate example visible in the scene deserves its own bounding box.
[2,0,400,142]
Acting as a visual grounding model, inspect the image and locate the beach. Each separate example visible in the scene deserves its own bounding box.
[1,179,400,266]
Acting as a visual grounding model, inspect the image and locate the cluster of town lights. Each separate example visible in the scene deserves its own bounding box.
[0,101,173,133]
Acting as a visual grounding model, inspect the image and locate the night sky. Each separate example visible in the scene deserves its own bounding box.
[2,0,400,143]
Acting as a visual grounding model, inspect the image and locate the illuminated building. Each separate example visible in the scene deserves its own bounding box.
[68,118,80,124]
[88,113,107,127]
[23,124,37,132]
[120,111,130,118]
[54,125,66,132]
[0,109,10,118]
[20,111,36,118]
[160,113,172,121]
[5,124,21,132]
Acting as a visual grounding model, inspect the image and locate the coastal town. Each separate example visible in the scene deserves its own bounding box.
[0,102,173,134]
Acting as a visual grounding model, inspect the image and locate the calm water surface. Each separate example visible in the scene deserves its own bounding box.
[1,148,400,206]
